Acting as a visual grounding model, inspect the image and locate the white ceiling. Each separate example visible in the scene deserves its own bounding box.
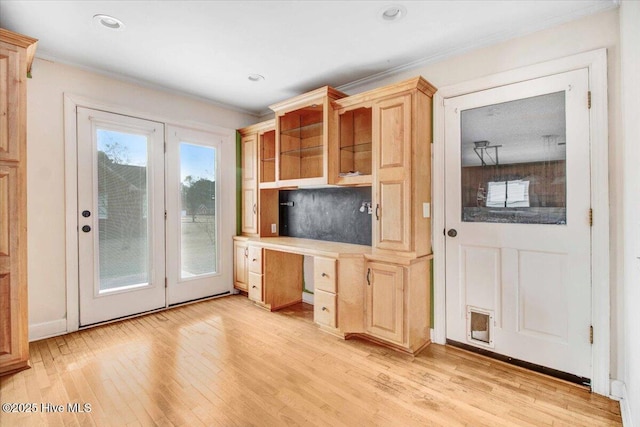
[0,0,617,115]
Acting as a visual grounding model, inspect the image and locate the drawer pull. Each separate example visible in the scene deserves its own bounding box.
[321,307,328,311]
[321,272,328,277]
[252,258,257,262]
[252,285,257,289]
[366,268,371,286]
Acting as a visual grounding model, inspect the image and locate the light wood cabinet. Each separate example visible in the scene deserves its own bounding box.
[233,240,249,291]
[330,104,373,186]
[239,120,277,237]
[365,257,431,353]
[365,261,404,344]
[240,133,258,235]
[0,28,37,376]
[270,86,346,187]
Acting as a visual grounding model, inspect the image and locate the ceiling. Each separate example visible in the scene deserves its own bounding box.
[0,1,617,115]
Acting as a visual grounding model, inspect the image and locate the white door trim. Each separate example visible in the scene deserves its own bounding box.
[432,49,610,396]
[63,94,236,334]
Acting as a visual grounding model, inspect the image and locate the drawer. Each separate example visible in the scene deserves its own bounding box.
[314,257,337,293]
[314,290,336,328]
[248,246,263,274]
[248,272,263,302]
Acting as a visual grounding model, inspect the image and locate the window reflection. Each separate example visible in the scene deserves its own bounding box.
[461,92,566,225]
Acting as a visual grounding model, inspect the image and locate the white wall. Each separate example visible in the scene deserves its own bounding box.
[340,9,623,380]
[620,1,640,424]
[26,59,256,339]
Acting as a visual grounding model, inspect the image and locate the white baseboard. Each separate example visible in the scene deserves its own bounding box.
[29,319,67,342]
[611,380,634,427]
[302,292,314,305]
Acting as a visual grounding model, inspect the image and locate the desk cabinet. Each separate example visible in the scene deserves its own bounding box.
[365,261,404,344]
[233,240,248,291]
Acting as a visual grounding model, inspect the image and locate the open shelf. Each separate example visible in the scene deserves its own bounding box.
[280,121,323,137]
[340,142,372,153]
[280,145,323,158]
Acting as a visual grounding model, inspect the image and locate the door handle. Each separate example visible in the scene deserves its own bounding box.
[447,229,458,237]
[81,225,91,233]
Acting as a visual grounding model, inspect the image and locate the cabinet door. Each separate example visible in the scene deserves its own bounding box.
[372,94,412,252]
[233,242,248,291]
[241,134,258,235]
[365,262,404,344]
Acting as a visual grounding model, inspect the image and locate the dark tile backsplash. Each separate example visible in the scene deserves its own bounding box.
[279,187,372,246]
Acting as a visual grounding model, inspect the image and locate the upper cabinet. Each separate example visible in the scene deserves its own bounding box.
[239,120,275,236]
[329,104,373,186]
[333,77,436,256]
[270,86,346,187]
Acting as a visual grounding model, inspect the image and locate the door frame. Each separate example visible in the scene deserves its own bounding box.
[63,94,236,332]
[432,49,610,396]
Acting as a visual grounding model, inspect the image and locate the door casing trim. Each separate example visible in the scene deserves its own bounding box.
[432,48,610,396]
[63,94,236,335]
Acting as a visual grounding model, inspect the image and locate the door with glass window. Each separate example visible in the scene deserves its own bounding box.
[165,126,229,305]
[77,108,166,326]
[444,69,592,380]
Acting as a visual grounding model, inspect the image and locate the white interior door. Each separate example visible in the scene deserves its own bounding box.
[77,107,166,326]
[166,125,233,305]
[444,69,592,379]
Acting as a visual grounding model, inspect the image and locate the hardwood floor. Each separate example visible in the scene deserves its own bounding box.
[0,295,621,426]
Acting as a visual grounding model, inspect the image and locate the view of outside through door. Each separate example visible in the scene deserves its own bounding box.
[97,129,149,291]
[180,142,217,278]
[460,91,567,225]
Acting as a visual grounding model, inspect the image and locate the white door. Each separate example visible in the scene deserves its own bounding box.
[165,126,233,305]
[444,69,592,379]
[77,108,166,326]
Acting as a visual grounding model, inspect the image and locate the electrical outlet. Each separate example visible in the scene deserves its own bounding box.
[423,202,430,218]
[271,223,277,233]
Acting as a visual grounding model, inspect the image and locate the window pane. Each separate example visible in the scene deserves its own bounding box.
[461,91,567,224]
[180,143,217,278]
[97,129,149,291]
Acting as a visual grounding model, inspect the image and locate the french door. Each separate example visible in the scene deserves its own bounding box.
[165,126,229,305]
[77,109,232,326]
[444,69,592,379]
[77,108,166,325]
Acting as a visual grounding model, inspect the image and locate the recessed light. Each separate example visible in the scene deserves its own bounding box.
[93,14,125,31]
[380,4,407,21]
[248,74,265,82]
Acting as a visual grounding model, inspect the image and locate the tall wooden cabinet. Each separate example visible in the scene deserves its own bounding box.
[0,28,37,376]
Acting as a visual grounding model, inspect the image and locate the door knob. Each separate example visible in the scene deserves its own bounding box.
[82,225,91,233]
[447,229,457,237]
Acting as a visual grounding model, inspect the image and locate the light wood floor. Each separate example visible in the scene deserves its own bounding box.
[0,295,621,426]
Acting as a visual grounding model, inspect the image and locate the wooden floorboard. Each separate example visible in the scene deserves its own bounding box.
[0,295,622,426]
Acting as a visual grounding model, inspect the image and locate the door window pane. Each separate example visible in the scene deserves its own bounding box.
[180,143,217,278]
[461,92,566,224]
[97,129,149,291]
